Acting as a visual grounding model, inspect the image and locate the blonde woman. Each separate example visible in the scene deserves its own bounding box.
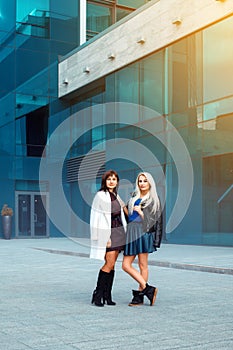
[90,170,127,307]
[122,172,163,306]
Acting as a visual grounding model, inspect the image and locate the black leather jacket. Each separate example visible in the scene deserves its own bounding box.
[141,201,163,248]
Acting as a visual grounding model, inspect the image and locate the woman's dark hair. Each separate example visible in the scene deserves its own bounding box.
[99,170,119,194]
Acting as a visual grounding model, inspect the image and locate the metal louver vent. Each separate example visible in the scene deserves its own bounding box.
[66,151,106,182]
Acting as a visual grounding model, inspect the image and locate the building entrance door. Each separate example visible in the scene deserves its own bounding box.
[15,192,49,238]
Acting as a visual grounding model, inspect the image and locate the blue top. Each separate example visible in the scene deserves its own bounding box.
[128,198,142,223]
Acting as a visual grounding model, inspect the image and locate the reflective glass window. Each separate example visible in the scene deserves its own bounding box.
[116,8,132,21]
[115,63,139,104]
[202,112,233,157]
[15,48,49,88]
[0,121,15,156]
[50,0,79,42]
[0,93,15,128]
[203,16,233,103]
[139,52,164,116]
[0,1,16,36]
[117,1,147,8]
[16,0,49,38]
[16,116,26,157]
[167,34,203,115]
[0,50,15,96]
[87,3,112,40]
[203,153,233,234]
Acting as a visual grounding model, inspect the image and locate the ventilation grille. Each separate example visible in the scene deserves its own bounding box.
[66,151,106,182]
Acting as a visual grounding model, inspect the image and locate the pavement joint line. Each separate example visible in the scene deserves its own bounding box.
[32,247,233,276]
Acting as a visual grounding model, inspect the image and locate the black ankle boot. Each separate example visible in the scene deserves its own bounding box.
[103,270,116,306]
[128,290,144,306]
[91,270,108,307]
[142,283,158,306]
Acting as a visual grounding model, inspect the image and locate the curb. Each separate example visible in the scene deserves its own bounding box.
[32,247,233,276]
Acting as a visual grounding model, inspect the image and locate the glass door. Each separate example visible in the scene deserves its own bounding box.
[15,192,49,238]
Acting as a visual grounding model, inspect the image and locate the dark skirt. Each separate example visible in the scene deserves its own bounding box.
[124,222,156,256]
[106,217,126,253]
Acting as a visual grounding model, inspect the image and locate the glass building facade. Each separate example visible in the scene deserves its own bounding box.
[0,1,232,245]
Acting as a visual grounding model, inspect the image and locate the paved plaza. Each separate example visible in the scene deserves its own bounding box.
[0,238,232,350]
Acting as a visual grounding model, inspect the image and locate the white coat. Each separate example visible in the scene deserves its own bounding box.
[90,190,127,261]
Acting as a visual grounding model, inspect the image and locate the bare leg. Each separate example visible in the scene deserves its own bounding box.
[122,255,146,289]
[102,250,119,272]
[138,253,149,290]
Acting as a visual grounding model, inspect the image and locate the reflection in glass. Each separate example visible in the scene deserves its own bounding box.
[203,153,233,233]
[34,195,47,236]
[18,194,31,237]
[87,3,112,40]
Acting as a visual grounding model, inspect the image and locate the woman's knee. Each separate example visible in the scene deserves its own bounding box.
[104,259,115,271]
[138,261,148,272]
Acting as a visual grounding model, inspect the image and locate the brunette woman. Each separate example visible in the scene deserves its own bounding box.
[90,170,127,307]
[122,172,162,306]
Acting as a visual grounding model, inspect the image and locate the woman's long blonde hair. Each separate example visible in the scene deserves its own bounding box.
[128,172,160,215]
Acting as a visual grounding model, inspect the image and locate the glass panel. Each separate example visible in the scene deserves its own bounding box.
[0,49,15,97]
[18,194,31,237]
[70,100,92,157]
[117,1,147,8]
[15,180,48,191]
[15,157,41,179]
[16,93,49,119]
[0,1,16,36]
[15,113,26,155]
[116,8,132,21]
[115,63,139,104]
[16,0,49,38]
[50,14,78,43]
[87,3,112,40]
[203,153,233,233]
[168,39,188,113]
[15,49,49,89]
[202,113,233,157]
[0,93,15,128]
[0,121,15,156]
[139,51,164,115]
[34,194,47,236]
[50,0,79,43]
[203,96,233,122]
[167,34,202,114]
[50,0,78,17]
[203,16,233,103]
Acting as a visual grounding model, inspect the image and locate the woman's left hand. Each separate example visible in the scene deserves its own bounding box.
[133,205,144,218]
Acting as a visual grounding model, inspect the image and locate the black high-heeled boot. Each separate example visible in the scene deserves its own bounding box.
[142,283,158,306]
[91,270,107,307]
[103,270,116,305]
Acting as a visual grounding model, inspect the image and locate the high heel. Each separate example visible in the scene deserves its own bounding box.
[103,297,116,306]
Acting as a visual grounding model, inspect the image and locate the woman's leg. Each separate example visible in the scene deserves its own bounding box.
[101,250,119,305]
[138,253,149,290]
[122,255,146,289]
[138,253,158,306]
[102,250,119,272]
